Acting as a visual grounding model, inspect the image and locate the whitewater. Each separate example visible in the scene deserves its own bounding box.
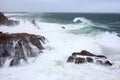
[0,13,120,80]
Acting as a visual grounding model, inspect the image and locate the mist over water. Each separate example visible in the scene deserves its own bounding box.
[0,13,120,80]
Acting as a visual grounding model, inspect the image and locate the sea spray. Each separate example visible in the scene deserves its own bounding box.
[0,13,120,80]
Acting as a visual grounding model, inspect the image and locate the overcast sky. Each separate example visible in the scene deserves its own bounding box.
[0,0,120,13]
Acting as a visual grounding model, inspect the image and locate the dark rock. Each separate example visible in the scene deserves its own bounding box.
[80,50,96,56]
[38,36,46,44]
[0,57,6,67]
[0,32,2,34]
[0,12,8,25]
[104,60,112,66]
[67,50,113,67]
[0,50,10,57]
[86,57,93,63]
[75,57,85,64]
[0,32,46,67]
[96,55,107,59]
[61,26,65,29]
[72,52,81,57]
[10,58,20,67]
[0,12,19,26]
[29,36,45,50]
[72,50,95,57]
[31,20,37,26]
[67,56,74,62]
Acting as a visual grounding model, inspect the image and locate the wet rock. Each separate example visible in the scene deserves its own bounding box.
[95,60,112,66]
[75,57,85,64]
[96,55,107,59]
[31,20,37,26]
[72,52,81,57]
[67,50,113,67]
[67,56,74,62]
[72,50,96,57]
[86,57,93,63]
[0,32,2,34]
[0,50,10,57]
[29,36,44,50]
[10,58,20,67]
[104,60,112,66]
[0,12,19,26]
[0,32,46,67]
[61,26,65,29]
[79,50,96,56]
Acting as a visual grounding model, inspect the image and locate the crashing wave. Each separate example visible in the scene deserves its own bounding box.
[0,32,46,67]
[73,17,91,23]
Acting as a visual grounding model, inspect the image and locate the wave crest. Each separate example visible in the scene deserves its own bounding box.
[73,17,91,23]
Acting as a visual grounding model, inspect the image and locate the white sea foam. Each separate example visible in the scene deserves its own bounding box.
[0,18,120,80]
[72,17,97,30]
[73,17,91,23]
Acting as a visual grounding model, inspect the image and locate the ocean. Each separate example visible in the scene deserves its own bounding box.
[0,13,120,80]
[6,13,120,34]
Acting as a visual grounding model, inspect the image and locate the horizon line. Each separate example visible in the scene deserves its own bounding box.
[1,11,120,14]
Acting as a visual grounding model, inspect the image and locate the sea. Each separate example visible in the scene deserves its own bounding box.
[0,13,120,80]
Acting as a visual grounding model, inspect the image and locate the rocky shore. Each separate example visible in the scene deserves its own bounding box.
[0,32,46,67]
[0,12,19,26]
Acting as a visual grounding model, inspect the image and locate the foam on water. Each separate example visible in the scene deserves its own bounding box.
[73,17,91,23]
[0,17,120,80]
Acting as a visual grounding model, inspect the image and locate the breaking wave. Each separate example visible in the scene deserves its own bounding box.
[0,13,120,80]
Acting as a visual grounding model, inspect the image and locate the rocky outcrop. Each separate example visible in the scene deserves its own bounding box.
[0,12,19,26]
[67,50,112,66]
[0,32,46,67]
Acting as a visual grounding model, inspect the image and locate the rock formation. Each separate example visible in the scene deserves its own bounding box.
[0,12,19,26]
[67,50,112,66]
[0,32,46,67]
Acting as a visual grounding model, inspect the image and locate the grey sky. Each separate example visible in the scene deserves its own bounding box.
[0,0,120,13]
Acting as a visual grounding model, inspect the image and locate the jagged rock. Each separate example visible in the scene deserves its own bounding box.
[67,50,113,66]
[0,12,19,26]
[0,32,46,67]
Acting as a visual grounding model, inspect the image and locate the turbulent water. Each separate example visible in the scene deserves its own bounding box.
[0,13,120,80]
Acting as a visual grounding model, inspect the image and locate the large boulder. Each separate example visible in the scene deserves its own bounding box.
[0,12,19,26]
[0,32,46,67]
[67,50,113,66]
